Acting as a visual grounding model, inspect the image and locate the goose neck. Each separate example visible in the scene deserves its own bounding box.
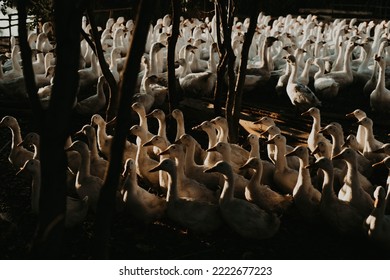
[376,59,386,90]
[248,163,262,190]
[184,141,197,168]
[9,122,23,149]
[166,168,178,202]
[174,117,185,142]
[87,131,100,162]
[275,141,288,171]
[76,147,91,184]
[321,167,337,199]
[297,155,311,187]
[219,171,235,204]
[249,141,260,159]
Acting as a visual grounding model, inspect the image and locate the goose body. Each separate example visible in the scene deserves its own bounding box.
[286,146,321,219]
[333,148,374,217]
[265,134,298,194]
[0,116,34,169]
[205,161,280,239]
[285,54,321,111]
[364,185,390,249]
[65,140,103,212]
[240,157,292,214]
[150,159,222,234]
[307,157,364,235]
[370,55,390,113]
[122,159,166,223]
[75,75,107,115]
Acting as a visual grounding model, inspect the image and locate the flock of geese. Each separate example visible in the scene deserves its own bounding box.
[1,102,390,249]
[1,12,390,112]
[1,11,390,253]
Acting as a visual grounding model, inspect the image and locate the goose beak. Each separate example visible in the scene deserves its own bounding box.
[264,138,275,145]
[318,127,327,134]
[239,161,251,170]
[285,150,296,157]
[158,148,170,156]
[204,166,216,174]
[16,167,25,176]
[372,147,385,154]
[192,124,201,131]
[174,139,182,144]
[304,163,315,169]
[142,139,154,147]
[16,140,25,147]
[206,145,218,152]
[253,119,262,124]
[356,120,363,125]
[301,110,310,116]
[311,145,320,156]
[332,152,343,160]
[341,142,349,148]
[372,160,384,168]
[106,117,117,126]
[149,164,161,173]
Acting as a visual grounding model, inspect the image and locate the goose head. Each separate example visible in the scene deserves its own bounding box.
[206,141,230,154]
[318,122,343,137]
[146,108,165,121]
[16,158,40,176]
[192,120,216,134]
[342,134,359,149]
[372,144,390,155]
[204,160,233,177]
[149,158,175,173]
[356,116,372,128]
[311,141,329,157]
[158,143,184,158]
[129,124,145,138]
[239,157,261,171]
[75,124,95,139]
[246,133,260,146]
[372,156,390,169]
[17,132,40,148]
[90,114,105,126]
[285,145,308,159]
[301,107,320,117]
[0,115,18,128]
[261,125,281,137]
[332,147,357,163]
[122,158,135,177]
[65,140,89,154]
[253,116,275,129]
[143,135,167,150]
[210,116,228,129]
[305,156,333,173]
[264,134,285,146]
[346,109,366,120]
[177,134,196,147]
[171,109,184,121]
[131,102,146,115]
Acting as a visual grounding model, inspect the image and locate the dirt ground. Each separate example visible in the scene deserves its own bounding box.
[1,78,390,260]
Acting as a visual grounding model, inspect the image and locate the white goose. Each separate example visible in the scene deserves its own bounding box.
[75,125,108,180]
[17,158,89,227]
[121,158,166,223]
[65,140,103,212]
[357,116,386,163]
[306,157,364,235]
[364,185,390,249]
[301,107,332,159]
[159,144,217,203]
[333,148,374,217]
[176,134,220,190]
[345,109,367,152]
[210,116,250,168]
[370,54,390,113]
[286,145,321,220]
[239,157,293,214]
[0,116,34,169]
[205,161,280,239]
[129,125,160,189]
[312,57,339,99]
[90,114,136,161]
[75,75,107,115]
[17,132,40,160]
[285,54,321,111]
[149,158,223,234]
[265,134,298,194]
[171,108,206,164]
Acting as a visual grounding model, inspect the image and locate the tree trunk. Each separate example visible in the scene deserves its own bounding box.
[213,2,226,116]
[17,1,44,125]
[92,0,154,259]
[230,0,260,143]
[167,0,180,113]
[30,0,87,259]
